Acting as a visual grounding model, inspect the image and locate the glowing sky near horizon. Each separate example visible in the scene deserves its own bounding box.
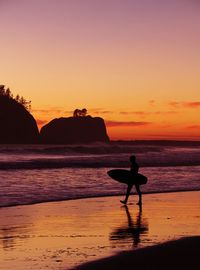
[0,0,200,140]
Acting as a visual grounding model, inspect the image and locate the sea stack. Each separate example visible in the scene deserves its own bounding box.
[0,92,39,143]
[40,116,110,144]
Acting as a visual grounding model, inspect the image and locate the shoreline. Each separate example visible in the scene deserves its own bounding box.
[72,236,200,270]
[0,191,199,270]
[1,188,200,209]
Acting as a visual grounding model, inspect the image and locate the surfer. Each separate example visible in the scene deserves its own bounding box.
[120,155,142,205]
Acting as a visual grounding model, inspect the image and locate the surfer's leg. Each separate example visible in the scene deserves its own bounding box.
[120,184,133,204]
[135,184,142,205]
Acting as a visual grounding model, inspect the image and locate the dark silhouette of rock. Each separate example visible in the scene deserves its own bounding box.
[0,94,39,143]
[40,116,110,144]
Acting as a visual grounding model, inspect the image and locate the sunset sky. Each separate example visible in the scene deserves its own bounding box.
[0,0,200,140]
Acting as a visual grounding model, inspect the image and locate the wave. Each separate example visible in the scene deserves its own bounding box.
[0,143,163,155]
[0,165,199,208]
[1,160,200,170]
[0,154,200,170]
[1,189,200,208]
[0,142,200,170]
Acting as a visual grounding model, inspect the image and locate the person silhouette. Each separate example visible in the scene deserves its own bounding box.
[120,155,142,205]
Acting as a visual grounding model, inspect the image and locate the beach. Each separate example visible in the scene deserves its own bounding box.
[73,236,200,270]
[0,191,199,270]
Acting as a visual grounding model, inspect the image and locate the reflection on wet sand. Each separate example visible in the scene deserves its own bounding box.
[0,192,199,270]
[110,205,148,247]
[0,225,30,250]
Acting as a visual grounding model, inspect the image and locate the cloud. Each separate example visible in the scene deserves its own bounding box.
[168,101,180,108]
[156,123,174,128]
[120,111,147,116]
[105,120,151,127]
[64,108,113,116]
[169,101,200,108]
[63,110,74,114]
[31,107,113,117]
[32,107,64,114]
[186,125,200,129]
[154,111,177,115]
[119,111,177,116]
[184,102,200,108]
[89,108,113,115]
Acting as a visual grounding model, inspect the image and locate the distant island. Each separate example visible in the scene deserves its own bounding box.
[0,86,110,144]
[40,113,110,144]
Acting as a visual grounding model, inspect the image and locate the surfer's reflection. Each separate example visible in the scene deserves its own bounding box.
[110,205,148,247]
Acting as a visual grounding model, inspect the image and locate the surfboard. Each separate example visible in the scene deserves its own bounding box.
[107,169,148,185]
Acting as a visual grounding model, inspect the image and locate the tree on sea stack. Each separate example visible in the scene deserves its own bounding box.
[0,85,31,111]
[73,108,87,117]
[0,85,39,143]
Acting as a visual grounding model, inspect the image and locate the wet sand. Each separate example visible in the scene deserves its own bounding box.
[0,191,200,270]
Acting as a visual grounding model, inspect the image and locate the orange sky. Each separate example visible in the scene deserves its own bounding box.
[0,0,200,140]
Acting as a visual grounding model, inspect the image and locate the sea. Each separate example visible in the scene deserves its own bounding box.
[0,141,200,208]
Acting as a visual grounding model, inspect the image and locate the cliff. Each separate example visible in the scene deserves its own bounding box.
[0,95,39,143]
[40,116,110,144]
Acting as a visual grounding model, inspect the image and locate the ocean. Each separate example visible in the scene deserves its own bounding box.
[0,141,200,208]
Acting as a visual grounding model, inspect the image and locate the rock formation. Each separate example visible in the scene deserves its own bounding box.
[40,116,110,144]
[0,94,39,143]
